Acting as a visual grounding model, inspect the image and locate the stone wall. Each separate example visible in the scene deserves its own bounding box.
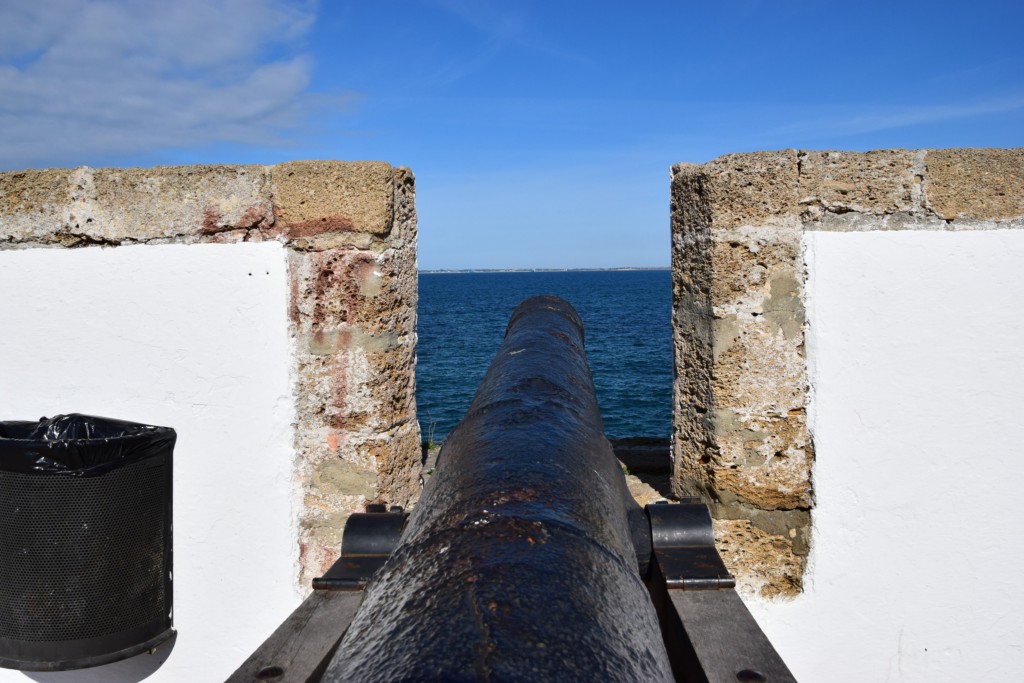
[670,147,1024,597]
[0,161,421,589]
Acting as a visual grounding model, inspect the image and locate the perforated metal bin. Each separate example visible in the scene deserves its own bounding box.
[0,415,174,671]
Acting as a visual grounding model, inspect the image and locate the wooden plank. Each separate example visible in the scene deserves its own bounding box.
[226,591,363,683]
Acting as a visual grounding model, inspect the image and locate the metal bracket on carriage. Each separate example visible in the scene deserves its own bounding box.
[311,505,409,592]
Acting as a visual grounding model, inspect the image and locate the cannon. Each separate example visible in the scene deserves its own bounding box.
[230,296,795,682]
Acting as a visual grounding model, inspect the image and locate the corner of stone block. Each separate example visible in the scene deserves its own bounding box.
[670,162,702,177]
[712,517,807,599]
[269,160,396,243]
[395,166,415,186]
[921,147,1024,221]
[684,150,803,228]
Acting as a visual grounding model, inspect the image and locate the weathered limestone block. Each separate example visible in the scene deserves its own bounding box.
[796,149,919,216]
[0,160,409,249]
[677,151,801,228]
[712,519,805,599]
[671,156,812,598]
[270,161,395,249]
[925,148,1024,220]
[708,227,810,512]
[288,168,419,586]
[1,160,421,591]
[0,165,274,245]
[87,165,274,242]
[0,168,77,243]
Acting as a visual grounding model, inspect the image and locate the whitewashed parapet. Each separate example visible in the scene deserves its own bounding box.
[0,160,421,590]
[670,147,1024,597]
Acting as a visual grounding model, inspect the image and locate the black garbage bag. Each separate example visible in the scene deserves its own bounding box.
[0,413,176,670]
[0,413,176,476]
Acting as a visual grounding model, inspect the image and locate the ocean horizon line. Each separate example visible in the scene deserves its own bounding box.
[419,266,670,274]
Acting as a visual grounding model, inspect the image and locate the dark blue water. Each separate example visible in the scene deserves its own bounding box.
[416,270,672,442]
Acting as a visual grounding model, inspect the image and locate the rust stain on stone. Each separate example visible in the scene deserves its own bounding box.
[299,540,335,579]
[311,328,353,354]
[298,541,314,575]
[285,216,357,239]
[331,412,367,430]
[239,204,270,230]
[288,274,301,327]
[200,205,223,235]
[200,203,270,235]
[326,355,351,429]
[310,251,377,328]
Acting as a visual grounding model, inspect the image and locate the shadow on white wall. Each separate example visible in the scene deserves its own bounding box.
[20,635,175,683]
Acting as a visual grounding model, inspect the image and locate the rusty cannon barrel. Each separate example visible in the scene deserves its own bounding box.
[324,295,675,681]
[230,295,795,683]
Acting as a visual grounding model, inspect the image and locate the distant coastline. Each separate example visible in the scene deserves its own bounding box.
[419,266,670,274]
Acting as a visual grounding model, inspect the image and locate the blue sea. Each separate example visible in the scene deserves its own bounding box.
[416,270,672,442]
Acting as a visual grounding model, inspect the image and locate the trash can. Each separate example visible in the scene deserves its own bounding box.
[0,414,174,671]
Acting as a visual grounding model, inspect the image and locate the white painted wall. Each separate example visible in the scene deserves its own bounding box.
[6,232,1023,682]
[750,230,1024,682]
[0,243,300,682]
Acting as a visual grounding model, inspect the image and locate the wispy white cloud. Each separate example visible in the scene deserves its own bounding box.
[0,0,350,169]
[419,0,524,87]
[430,0,525,40]
[420,0,589,87]
[766,94,1024,141]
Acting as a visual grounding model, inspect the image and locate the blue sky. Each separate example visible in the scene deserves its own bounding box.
[2,1,1022,269]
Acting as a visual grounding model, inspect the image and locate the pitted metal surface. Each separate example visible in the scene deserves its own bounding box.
[324,296,674,682]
